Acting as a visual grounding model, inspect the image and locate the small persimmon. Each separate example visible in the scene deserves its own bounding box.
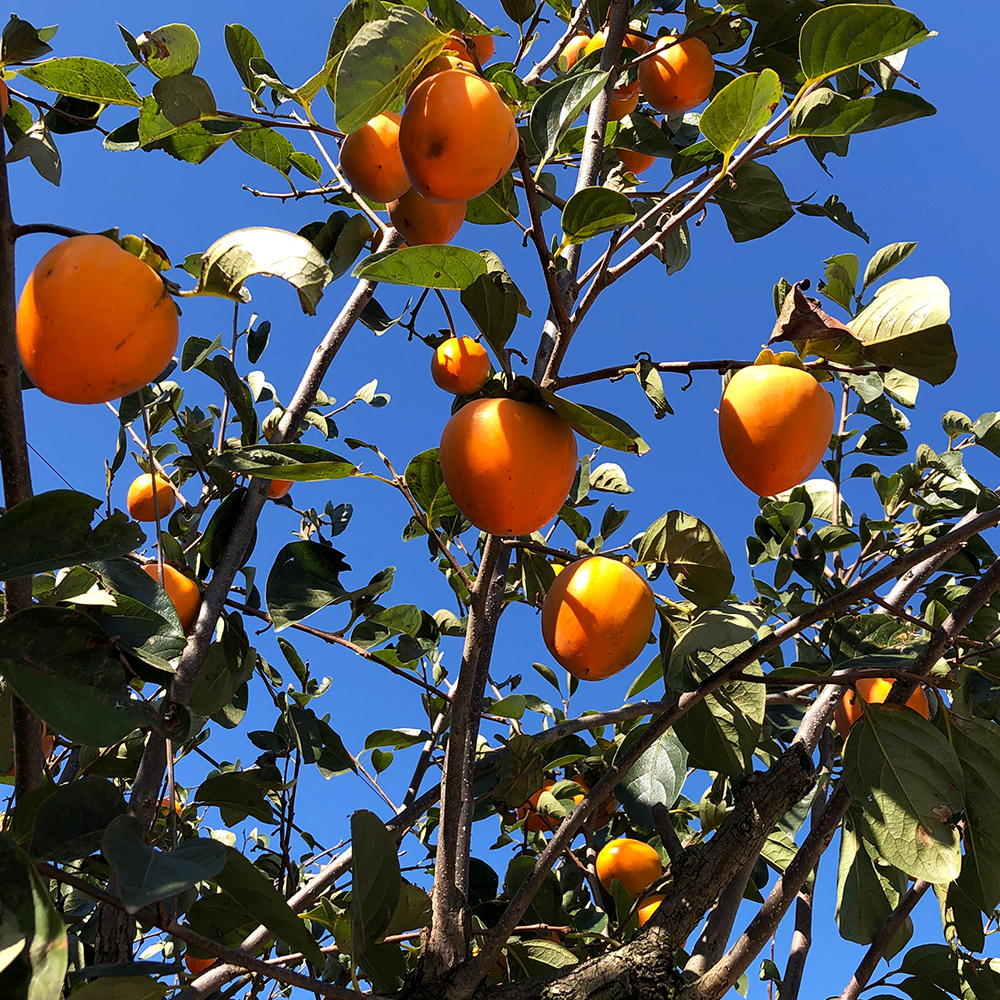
[443,31,495,65]
[184,955,215,976]
[596,838,663,897]
[407,53,474,98]
[142,563,201,632]
[638,894,665,927]
[399,70,518,204]
[559,34,590,71]
[387,188,466,246]
[339,112,411,204]
[158,796,183,818]
[541,556,655,681]
[834,677,930,735]
[617,146,657,175]
[431,337,490,395]
[438,397,578,536]
[17,234,179,404]
[718,364,835,496]
[267,479,294,500]
[637,35,715,115]
[126,473,176,522]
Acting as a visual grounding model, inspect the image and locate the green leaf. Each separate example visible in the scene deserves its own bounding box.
[850,276,957,385]
[211,443,357,482]
[790,88,936,137]
[836,804,909,950]
[325,0,391,106]
[365,728,431,751]
[213,847,323,963]
[613,729,688,832]
[334,7,445,133]
[266,540,352,630]
[560,187,636,245]
[0,490,143,580]
[29,777,126,863]
[195,771,275,824]
[195,227,334,315]
[699,69,782,161]
[102,816,226,912]
[636,510,734,609]
[461,271,518,353]
[948,715,1000,912]
[844,705,963,884]
[799,5,933,83]
[528,70,610,172]
[19,57,142,106]
[635,360,673,419]
[1,15,53,63]
[797,194,869,243]
[0,834,66,1000]
[351,810,402,952]
[715,162,794,243]
[189,629,255,717]
[353,246,489,289]
[0,607,161,747]
[863,241,917,291]
[538,388,648,456]
[465,174,519,226]
[197,355,258,446]
[224,23,267,97]
[137,23,200,78]
[6,119,62,186]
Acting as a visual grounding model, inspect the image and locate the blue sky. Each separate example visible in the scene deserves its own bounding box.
[7,1,997,995]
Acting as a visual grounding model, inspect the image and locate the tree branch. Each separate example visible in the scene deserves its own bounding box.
[128,230,401,831]
[422,534,511,981]
[522,1,591,85]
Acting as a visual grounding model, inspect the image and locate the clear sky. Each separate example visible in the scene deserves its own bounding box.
[8,2,996,995]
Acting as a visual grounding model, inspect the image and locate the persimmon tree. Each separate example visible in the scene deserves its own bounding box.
[0,5,995,1000]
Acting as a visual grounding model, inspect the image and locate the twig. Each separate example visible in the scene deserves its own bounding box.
[838,880,930,1000]
[523,1,591,84]
[13,222,91,239]
[226,599,449,699]
[36,862,367,1000]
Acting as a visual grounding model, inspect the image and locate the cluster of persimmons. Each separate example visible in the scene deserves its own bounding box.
[10,22,929,882]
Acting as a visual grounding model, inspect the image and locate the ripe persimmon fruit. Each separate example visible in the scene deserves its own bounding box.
[339,112,411,204]
[431,337,490,395]
[17,234,179,404]
[637,35,715,115]
[184,955,215,976]
[399,69,518,204]
[388,188,466,246]
[596,838,663,897]
[560,34,590,71]
[443,31,495,65]
[718,364,835,496]
[142,563,201,632]
[584,28,649,57]
[541,556,655,681]
[158,796,183,818]
[127,473,176,522]
[407,53,474,98]
[638,894,665,927]
[834,677,930,735]
[618,146,657,175]
[267,479,294,499]
[439,397,577,536]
